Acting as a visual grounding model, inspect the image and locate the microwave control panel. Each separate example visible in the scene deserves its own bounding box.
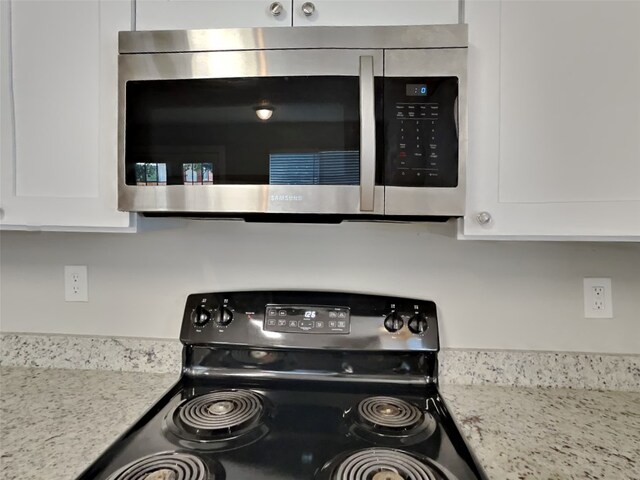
[384,77,459,188]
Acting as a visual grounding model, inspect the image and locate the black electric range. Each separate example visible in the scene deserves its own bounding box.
[77,291,487,480]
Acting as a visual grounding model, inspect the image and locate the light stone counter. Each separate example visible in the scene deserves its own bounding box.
[1,367,638,480]
[442,384,640,479]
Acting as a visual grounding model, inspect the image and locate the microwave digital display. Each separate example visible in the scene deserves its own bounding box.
[406,84,428,96]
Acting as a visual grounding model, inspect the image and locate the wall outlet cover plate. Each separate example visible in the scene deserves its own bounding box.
[583,277,613,319]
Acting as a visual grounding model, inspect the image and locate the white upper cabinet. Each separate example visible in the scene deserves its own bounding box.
[0,0,133,231]
[464,0,640,240]
[135,0,459,30]
[135,0,292,30]
[292,0,459,26]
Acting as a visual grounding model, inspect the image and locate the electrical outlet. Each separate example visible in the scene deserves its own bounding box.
[65,265,88,302]
[592,286,605,311]
[583,278,612,318]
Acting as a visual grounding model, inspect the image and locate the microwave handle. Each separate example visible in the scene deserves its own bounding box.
[359,56,376,212]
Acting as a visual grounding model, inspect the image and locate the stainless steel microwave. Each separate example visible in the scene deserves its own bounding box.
[118,25,467,219]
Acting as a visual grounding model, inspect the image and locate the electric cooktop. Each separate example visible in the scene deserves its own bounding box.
[76,291,487,480]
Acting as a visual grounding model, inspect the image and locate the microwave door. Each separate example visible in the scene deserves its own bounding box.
[118,49,384,215]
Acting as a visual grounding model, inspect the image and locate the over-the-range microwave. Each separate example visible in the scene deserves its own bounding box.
[118,25,467,220]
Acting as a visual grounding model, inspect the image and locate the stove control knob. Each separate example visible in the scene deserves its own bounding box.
[383,312,404,333]
[193,305,211,327]
[408,313,429,334]
[214,306,234,326]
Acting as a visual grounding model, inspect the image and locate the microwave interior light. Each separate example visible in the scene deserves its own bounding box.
[255,106,274,121]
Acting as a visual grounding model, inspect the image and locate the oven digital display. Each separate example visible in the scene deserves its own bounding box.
[406,84,428,96]
[264,305,350,334]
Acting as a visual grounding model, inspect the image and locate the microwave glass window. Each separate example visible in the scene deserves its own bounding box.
[124,77,382,186]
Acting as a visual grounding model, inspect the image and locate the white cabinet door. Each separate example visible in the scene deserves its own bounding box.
[463,0,640,240]
[136,0,292,30]
[292,0,459,26]
[0,0,133,231]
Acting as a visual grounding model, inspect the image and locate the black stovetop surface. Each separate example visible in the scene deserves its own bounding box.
[77,377,485,480]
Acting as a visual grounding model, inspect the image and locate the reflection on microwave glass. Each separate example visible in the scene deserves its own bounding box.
[135,163,166,185]
[269,151,359,185]
[183,163,214,185]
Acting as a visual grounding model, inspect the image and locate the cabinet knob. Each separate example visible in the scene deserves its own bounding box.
[476,211,492,225]
[301,2,316,16]
[269,2,284,16]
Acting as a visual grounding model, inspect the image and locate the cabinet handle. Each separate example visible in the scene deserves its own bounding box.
[269,2,284,17]
[301,2,316,16]
[359,56,376,212]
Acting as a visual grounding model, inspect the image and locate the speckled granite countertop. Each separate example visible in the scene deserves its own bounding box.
[1,367,639,480]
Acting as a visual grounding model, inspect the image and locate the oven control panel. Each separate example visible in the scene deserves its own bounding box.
[180,291,439,352]
[384,77,459,188]
[264,305,350,334]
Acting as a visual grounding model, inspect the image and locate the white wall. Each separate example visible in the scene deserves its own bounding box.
[1,220,639,354]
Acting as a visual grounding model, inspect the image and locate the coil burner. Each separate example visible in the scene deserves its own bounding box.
[358,397,423,429]
[329,448,453,480]
[106,452,209,480]
[349,397,436,446]
[164,389,268,451]
[179,390,262,431]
